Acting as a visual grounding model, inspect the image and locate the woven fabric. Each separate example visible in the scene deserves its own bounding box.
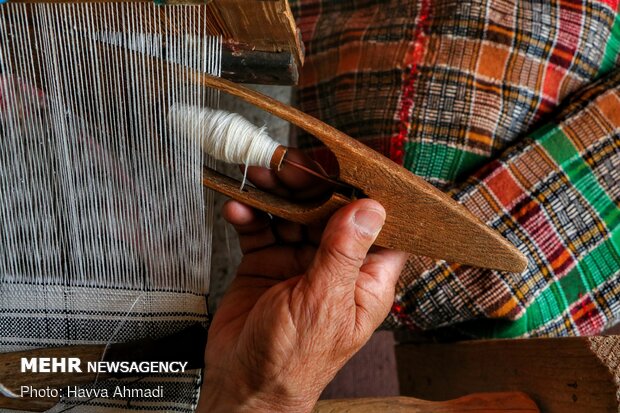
[589,335,620,403]
[292,0,620,337]
[394,72,620,337]
[2,284,207,412]
[0,17,213,408]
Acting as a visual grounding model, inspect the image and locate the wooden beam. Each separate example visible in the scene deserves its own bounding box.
[396,336,620,413]
[206,0,303,67]
[221,47,298,85]
[313,392,539,413]
[2,0,303,85]
[210,0,302,84]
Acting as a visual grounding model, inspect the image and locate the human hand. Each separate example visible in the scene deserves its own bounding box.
[198,151,408,412]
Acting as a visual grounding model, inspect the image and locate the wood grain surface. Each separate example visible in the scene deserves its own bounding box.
[0,345,105,411]
[314,392,539,413]
[397,337,620,413]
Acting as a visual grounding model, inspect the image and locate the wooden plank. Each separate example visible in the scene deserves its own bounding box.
[396,337,620,413]
[208,0,303,84]
[313,392,539,413]
[206,0,303,66]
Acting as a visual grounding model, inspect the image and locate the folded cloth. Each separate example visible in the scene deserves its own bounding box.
[393,71,620,337]
[291,0,620,337]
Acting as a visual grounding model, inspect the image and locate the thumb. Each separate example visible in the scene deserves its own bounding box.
[306,198,386,294]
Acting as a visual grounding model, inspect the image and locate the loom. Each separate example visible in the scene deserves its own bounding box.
[0,1,302,411]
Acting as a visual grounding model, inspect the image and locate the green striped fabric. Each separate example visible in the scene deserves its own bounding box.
[392,71,620,337]
[293,0,620,337]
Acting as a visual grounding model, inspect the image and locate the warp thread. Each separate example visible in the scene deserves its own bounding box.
[1,4,216,411]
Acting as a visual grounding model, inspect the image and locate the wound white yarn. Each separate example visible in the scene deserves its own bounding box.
[168,105,280,169]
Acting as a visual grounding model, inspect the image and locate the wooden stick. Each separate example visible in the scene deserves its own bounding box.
[0,396,58,412]
[313,392,539,413]
[1,390,540,412]
[396,336,620,413]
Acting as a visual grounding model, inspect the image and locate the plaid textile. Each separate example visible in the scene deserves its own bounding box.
[393,72,620,337]
[292,0,620,337]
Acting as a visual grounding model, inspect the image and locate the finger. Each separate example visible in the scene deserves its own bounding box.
[272,218,323,246]
[272,218,306,244]
[237,244,316,279]
[275,149,333,199]
[222,200,276,253]
[306,198,385,296]
[243,148,333,200]
[242,165,291,198]
[307,224,324,246]
[354,248,409,334]
[363,249,409,281]
[211,275,280,328]
[222,199,268,231]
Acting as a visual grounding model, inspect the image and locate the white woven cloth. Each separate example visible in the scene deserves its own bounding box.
[0,4,221,410]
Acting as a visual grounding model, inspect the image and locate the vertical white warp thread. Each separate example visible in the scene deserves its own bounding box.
[168,105,280,173]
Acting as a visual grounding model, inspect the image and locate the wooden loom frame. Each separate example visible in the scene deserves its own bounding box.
[2,0,304,85]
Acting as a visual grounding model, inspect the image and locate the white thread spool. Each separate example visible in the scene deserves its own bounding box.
[168,105,285,169]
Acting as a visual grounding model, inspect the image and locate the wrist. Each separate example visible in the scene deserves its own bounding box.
[197,370,317,413]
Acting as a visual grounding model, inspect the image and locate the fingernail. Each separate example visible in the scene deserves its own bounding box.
[353,208,385,236]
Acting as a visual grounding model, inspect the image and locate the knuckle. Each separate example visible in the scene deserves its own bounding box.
[324,240,364,271]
